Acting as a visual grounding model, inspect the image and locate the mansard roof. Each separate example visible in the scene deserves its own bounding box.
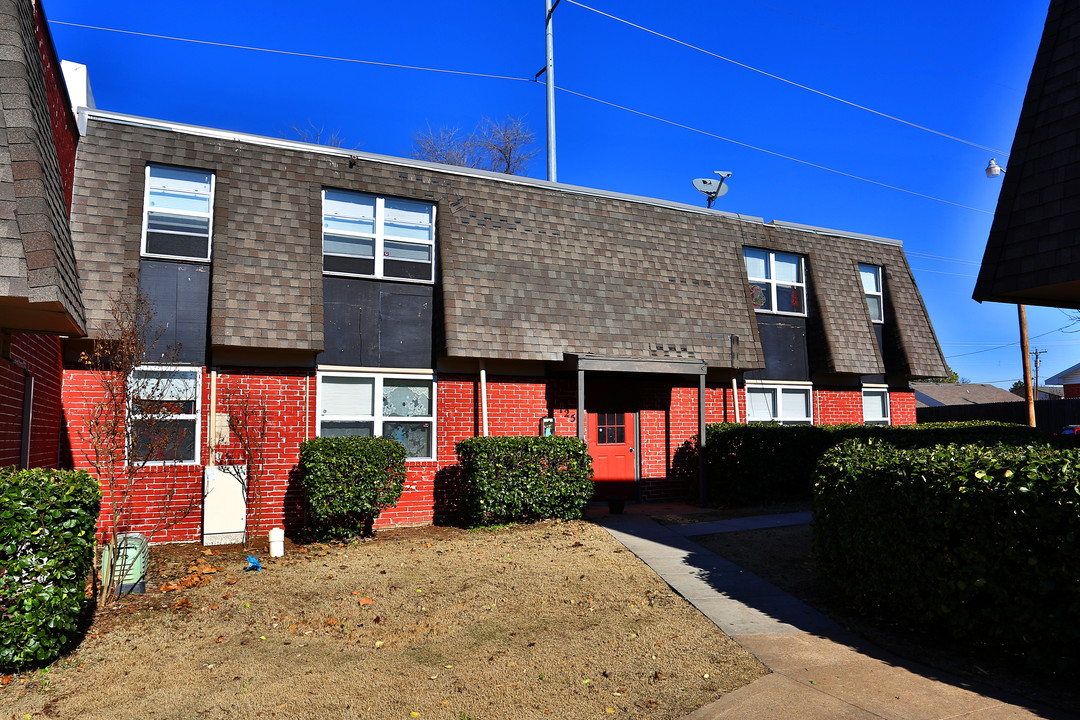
[71,111,946,378]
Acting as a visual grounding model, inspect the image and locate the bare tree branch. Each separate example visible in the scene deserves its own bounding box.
[78,275,197,598]
[411,115,538,176]
[284,119,358,149]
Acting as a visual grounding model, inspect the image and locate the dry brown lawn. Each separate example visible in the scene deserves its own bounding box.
[2,520,766,720]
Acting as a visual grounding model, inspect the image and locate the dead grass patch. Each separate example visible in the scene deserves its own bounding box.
[2,520,766,719]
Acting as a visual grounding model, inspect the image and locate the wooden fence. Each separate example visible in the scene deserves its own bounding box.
[916,398,1080,432]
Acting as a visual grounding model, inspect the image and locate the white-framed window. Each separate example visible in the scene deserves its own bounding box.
[317,371,436,460]
[745,383,813,424]
[142,165,214,261]
[859,263,884,323]
[743,248,807,316]
[863,387,890,425]
[323,190,436,283]
[128,366,201,464]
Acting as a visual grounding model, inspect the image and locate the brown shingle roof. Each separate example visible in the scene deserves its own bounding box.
[974,0,1080,308]
[72,112,946,378]
[0,0,84,335]
[912,382,1024,408]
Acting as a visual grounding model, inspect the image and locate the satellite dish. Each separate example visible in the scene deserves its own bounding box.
[691,171,732,208]
[692,178,729,197]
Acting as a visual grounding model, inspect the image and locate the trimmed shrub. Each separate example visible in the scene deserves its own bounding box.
[0,467,101,671]
[814,439,1080,670]
[456,436,594,525]
[297,436,406,539]
[704,421,1043,505]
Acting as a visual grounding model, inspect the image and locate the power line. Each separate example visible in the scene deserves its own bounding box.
[557,86,993,214]
[53,18,997,214]
[50,21,534,84]
[744,0,1022,93]
[945,324,1076,358]
[909,268,977,278]
[565,0,1010,156]
[906,250,981,266]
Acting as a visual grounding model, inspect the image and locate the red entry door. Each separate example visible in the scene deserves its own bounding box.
[589,410,636,501]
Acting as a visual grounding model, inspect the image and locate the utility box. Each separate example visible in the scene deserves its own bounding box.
[203,465,246,545]
[101,533,148,594]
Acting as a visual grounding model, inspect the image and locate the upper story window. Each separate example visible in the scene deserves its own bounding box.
[142,165,214,261]
[317,372,436,460]
[743,248,806,316]
[323,190,436,283]
[745,383,813,425]
[128,366,201,464]
[859,264,884,323]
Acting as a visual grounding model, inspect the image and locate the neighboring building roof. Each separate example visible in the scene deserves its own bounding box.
[973,0,1080,308]
[71,110,947,377]
[1038,385,1064,399]
[1046,361,1080,386]
[0,0,85,335]
[912,382,1024,408]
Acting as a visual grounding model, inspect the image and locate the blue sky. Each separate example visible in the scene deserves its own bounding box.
[46,0,1065,387]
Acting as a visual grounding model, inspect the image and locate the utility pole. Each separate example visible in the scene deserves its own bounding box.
[1031,347,1046,400]
[1019,305,1035,427]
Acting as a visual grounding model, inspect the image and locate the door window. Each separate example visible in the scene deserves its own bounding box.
[596,412,626,444]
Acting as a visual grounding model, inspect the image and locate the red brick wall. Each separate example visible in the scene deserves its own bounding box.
[60,366,919,541]
[890,389,916,425]
[0,333,63,468]
[814,386,865,425]
[1065,384,1080,399]
[0,356,26,467]
[212,370,314,537]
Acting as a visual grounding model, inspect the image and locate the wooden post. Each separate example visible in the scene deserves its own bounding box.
[577,368,585,441]
[1019,304,1036,427]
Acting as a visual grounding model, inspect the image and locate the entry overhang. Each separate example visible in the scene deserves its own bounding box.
[560,353,707,376]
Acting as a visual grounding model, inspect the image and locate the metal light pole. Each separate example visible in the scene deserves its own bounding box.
[544,0,558,182]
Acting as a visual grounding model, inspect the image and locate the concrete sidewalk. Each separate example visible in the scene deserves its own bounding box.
[598,512,1073,720]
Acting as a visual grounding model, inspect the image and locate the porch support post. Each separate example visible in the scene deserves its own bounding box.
[577,368,585,441]
[698,373,707,505]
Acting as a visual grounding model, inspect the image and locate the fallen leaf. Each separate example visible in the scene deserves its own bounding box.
[374,641,384,648]
[357,597,374,606]
[216,636,226,643]
[1,675,12,686]
[208,603,219,611]
[201,549,214,556]
[226,578,238,586]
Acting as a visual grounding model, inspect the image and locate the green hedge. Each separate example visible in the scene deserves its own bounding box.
[704,421,1043,505]
[455,436,594,525]
[297,436,406,539]
[0,467,101,671]
[814,440,1080,670]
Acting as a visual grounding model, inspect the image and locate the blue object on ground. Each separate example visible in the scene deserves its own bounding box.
[245,555,262,572]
